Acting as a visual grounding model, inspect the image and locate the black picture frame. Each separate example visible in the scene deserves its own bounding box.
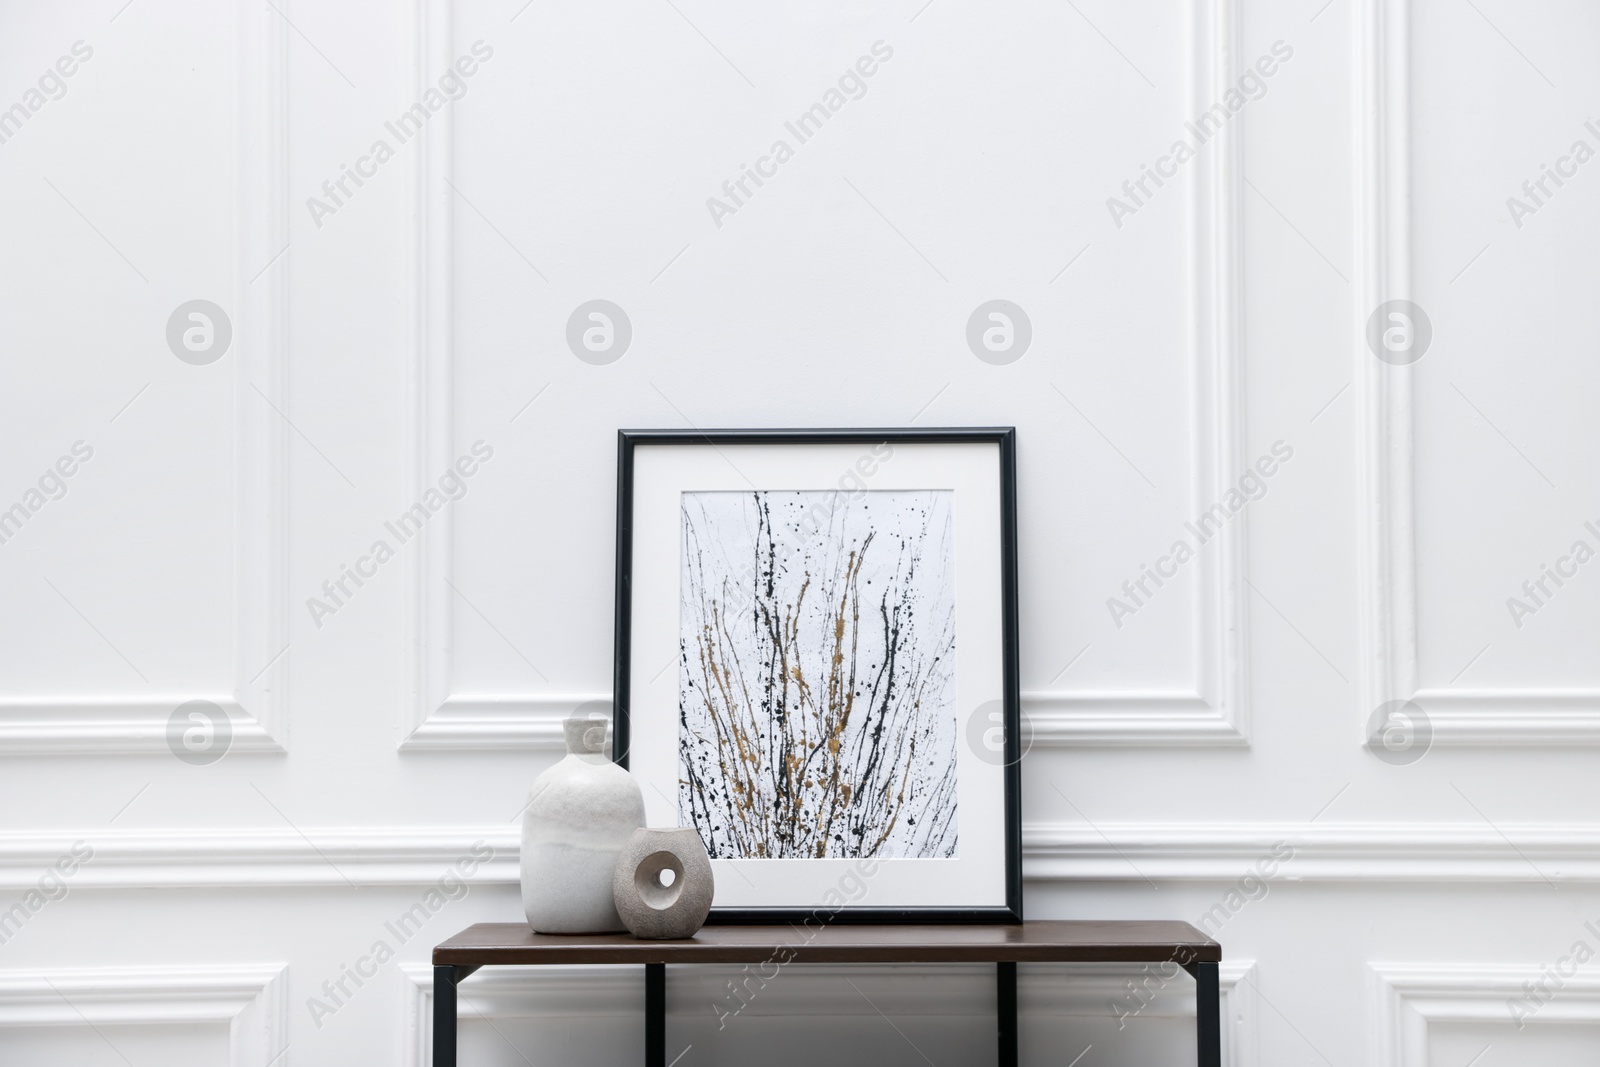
[613,427,1022,924]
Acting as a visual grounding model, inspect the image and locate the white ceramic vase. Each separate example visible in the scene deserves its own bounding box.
[520,715,645,933]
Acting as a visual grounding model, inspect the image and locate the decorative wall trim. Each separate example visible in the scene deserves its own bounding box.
[1022,0,1250,748]
[14,823,1600,888]
[399,0,460,751]
[0,964,288,1067]
[402,960,1257,1067]
[0,697,282,756]
[0,827,519,889]
[1408,688,1600,744]
[408,691,1249,750]
[404,695,583,750]
[1024,0,1248,748]
[1354,0,1600,744]
[1024,822,1600,882]
[0,0,290,756]
[1355,0,1416,731]
[1023,691,1246,747]
[1371,963,1600,1066]
[400,0,1250,751]
[231,0,293,754]
[1220,961,1258,1067]
[393,0,604,752]
[1016,0,1250,749]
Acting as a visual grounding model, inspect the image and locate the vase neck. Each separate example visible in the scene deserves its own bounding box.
[562,717,608,756]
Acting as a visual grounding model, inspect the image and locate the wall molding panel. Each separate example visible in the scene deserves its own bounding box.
[0,964,288,1067]
[0,696,277,757]
[1024,822,1600,882]
[1371,963,1600,1066]
[229,0,294,756]
[1404,689,1600,744]
[1354,0,1600,746]
[1355,0,1416,732]
[1029,0,1248,748]
[399,0,1251,751]
[392,0,638,752]
[0,0,291,757]
[402,960,1257,1067]
[404,695,578,751]
[393,0,587,752]
[399,0,467,751]
[0,827,520,890]
[14,823,1600,889]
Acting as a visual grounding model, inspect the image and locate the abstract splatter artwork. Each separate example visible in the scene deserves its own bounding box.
[678,489,957,860]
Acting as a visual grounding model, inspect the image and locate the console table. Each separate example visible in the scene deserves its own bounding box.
[432,920,1220,1066]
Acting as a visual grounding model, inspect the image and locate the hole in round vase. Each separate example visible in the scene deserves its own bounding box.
[634,850,685,910]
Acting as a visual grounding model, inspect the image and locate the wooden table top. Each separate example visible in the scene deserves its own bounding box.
[434,921,1219,966]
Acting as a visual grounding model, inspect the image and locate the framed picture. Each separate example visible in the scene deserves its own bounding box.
[613,428,1021,923]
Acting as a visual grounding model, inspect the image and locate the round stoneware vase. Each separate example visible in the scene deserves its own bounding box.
[520,716,645,933]
[612,827,714,939]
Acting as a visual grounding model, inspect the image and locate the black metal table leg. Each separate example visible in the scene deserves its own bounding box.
[434,965,459,1067]
[646,962,665,1067]
[1189,961,1220,1067]
[997,961,1017,1067]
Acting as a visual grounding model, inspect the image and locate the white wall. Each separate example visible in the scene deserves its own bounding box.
[1,0,1597,1063]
